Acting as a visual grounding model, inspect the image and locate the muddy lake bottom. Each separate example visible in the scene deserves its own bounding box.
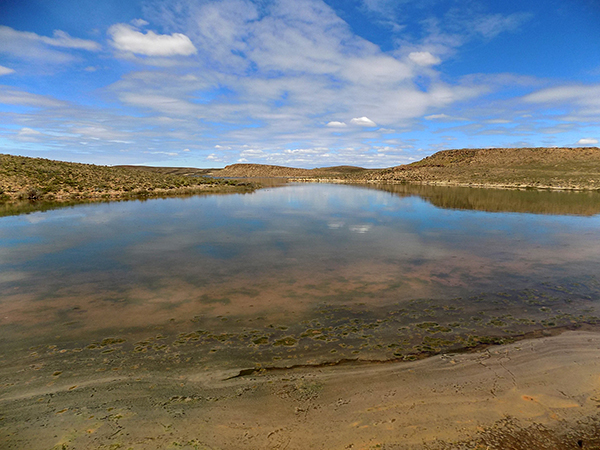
[2,183,600,449]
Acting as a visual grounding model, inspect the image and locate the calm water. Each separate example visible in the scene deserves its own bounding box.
[1,183,600,376]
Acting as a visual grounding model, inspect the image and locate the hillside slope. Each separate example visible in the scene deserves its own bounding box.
[360,147,600,189]
[0,154,253,202]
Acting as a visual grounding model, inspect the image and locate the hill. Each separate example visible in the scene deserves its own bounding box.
[212,163,372,178]
[0,154,254,203]
[207,147,600,190]
[2,147,599,206]
[360,147,600,190]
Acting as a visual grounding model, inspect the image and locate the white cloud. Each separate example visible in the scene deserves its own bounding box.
[471,13,532,39]
[485,119,511,124]
[0,86,66,107]
[522,84,600,121]
[0,25,99,53]
[578,138,598,145]
[523,84,600,106]
[0,65,14,75]
[152,151,178,156]
[409,51,441,66]
[119,92,198,116]
[424,113,451,121]
[0,26,100,64]
[0,0,523,168]
[131,19,149,27]
[42,30,101,50]
[108,23,197,56]
[16,127,44,142]
[350,117,377,127]
[18,127,42,136]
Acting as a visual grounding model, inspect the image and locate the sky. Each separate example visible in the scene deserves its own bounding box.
[0,0,599,168]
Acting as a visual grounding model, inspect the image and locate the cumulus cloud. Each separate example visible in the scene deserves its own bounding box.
[578,138,598,145]
[108,23,197,56]
[0,65,14,75]
[0,0,509,168]
[409,51,441,66]
[350,117,377,127]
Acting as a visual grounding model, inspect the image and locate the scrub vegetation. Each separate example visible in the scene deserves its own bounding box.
[0,153,254,203]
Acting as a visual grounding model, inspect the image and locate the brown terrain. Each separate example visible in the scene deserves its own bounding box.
[2,147,599,206]
[2,147,600,449]
[211,163,374,178]
[2,330,600,450]
[212,147,600,190]
[0,154,254,204]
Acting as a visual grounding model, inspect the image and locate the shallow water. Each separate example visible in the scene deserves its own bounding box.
[1,183,600,379]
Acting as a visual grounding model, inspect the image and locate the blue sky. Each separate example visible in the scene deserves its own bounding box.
[0,0,599,168]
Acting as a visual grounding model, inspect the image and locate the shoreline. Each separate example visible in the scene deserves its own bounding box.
[2,330,599,449]
[287,177,600,191]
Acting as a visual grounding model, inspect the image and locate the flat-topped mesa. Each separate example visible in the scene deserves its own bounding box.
[363,147,600,190]
[404,146,600,168]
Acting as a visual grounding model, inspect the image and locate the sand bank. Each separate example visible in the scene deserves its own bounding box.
[2,331,599,449]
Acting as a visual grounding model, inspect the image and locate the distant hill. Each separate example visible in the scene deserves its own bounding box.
[2,147,599,206]
[114,165,216,177]
[213,163,373,178]
[206,147,600,190]
[361,147,600,190]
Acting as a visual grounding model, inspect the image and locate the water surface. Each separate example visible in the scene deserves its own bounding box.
[1,183,600,380]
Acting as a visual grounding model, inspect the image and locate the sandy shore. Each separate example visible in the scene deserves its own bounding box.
[2,330,600,449]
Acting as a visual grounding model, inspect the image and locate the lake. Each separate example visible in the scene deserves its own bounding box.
[1,183,600,379]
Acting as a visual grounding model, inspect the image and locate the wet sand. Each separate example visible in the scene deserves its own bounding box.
[2,330,599,450]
